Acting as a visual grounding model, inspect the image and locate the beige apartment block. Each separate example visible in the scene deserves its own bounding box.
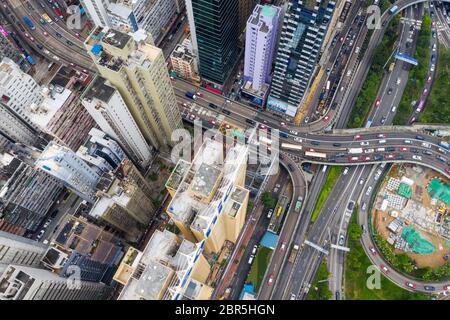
[114,229,213,300]
[165,137,249,254]
[85,27,183,151]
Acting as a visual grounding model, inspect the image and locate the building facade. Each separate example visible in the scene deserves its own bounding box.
[35,141,100,203]
[0,101,39,147]
[267,0,335,117]
[0,152,63,234]
[0,231,48,275]
[80,0,111,27]
[186,0,240,86]
[170,39,199,82]
[0,264,113,300]
[85,27,183,150]
[114,230,213,300]
[0,58,43,125]
[81,76,153,168]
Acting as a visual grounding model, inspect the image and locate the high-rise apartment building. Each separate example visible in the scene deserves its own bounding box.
[0,58,43,128]
[0,152,63,234]
[35,141,101,203]
[114,230,213,300]
[186,0,240,87]
[81,76,153,168]
[165,137,249,254]
[242,5,281,106]
[0,264,113,300]
[267,0,336,117]
[85,27,183,150]
[40,214,123,284]
[0,101,39,147]
[0,231,48,275]
[88,163,155,243]
[80,0,111,27]
[82,0,179,45]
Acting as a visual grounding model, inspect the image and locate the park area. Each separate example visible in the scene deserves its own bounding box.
[246,246,273,292]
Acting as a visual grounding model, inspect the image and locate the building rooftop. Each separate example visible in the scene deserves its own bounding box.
[117,230,200,300]
[27,87,71,129]
[82,76,116,103]
[103,29,132,49]
[167,137,248,233]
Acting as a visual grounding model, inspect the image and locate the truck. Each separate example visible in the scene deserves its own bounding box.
[288,244,299,263]
[388,62,395,72]
[22,17,35,30]
[185,91,198,100]
[294,197,303,213]
[348,148,363,154]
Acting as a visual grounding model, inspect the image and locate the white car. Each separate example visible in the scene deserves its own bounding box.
[289,130,299,135]
[361,202,367,211]
[294,137,303,142]
[366,186,373,196]
[364,149,374,154]
[343,167,349,175]
[252,245,258,255]
[360,141,370,146]
[412,155,422,161]
[36,230,45,240]
[248,255,255,265]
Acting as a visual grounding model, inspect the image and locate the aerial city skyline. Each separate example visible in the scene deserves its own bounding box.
[0,0,449,308]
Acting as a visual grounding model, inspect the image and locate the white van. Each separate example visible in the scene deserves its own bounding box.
[379,139,386,144]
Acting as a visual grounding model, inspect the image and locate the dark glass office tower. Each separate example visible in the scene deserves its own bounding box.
[267,0,336,117]
[186,0,240,86]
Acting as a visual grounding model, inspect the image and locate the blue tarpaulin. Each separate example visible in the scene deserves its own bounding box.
[91,44,103,56]
[260,231,279,250]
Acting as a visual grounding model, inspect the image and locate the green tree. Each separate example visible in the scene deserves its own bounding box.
[261,192,276,209]
[348,223,362,241]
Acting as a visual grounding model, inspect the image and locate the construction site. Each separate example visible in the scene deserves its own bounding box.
[372,164,450,268]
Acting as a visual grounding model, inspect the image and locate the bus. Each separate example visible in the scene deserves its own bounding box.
[439,141,450,150]
[22,17,35,30]
[305,151,327,159]
[281,142,302,151]
[416,99,425,113]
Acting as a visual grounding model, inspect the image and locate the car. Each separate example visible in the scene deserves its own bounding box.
[422,88,428,96]
[170,76,176,81]
[36,229,45,240]
[405,282,416,289]
[375,99,381,107]
[338,234,345,246]
[385,154,394,160]
[24,32,30,38]
[280,122,286,127]
[415,135,424,140]
[251,245,258,255]
[196,91,203,97]
[409,117,416,124]
[248,255,255,264]
[377,134,386,138]
[290,293,296,300]
[55,32,62,38]
[333,142,341,147]
[380,116,386,125]
[294,137,303,143]
[424,286,435,292]
[43,31,48,36]
[343,167,349,175]
[365,186,373,196]
[364,149,374,154]
[404,140,412,144]
[391,105,397,112]
[380,264,389,274]
[422,150,432,156]
[369,246,377,255]
[427,76,432,83]
[387,88,393,95]
[430,64,435,72]
[267,274,274,285]
[280,241,287,251]
[311,141,320,146]
[360,141,369,146]
[66,40,74,46]
[399,147,408,152]
[323,115,330,122]
[339,36,344,42]
[359,178,365,185]
[37,44,43,50]
[354,134,362,140]
[347,201,355,211]
[267,209,273,219]
[361,203,367,211]
[396,77,401,85]
[289,130,298,135]
[362,156,372,161]
[29,36,34,42]
[43,221,51,228]
[304,116,310,123]
[75,32,81,38]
